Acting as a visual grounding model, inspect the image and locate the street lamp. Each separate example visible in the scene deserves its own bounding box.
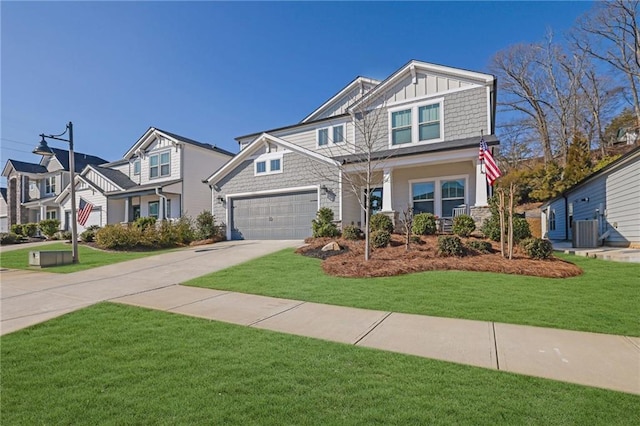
[33,121,79,264]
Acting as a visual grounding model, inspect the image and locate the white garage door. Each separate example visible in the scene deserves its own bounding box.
[230,191,318,240]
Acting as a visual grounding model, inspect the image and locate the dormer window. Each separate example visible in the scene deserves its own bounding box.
[254,152,283,176]
[317,124,345,147]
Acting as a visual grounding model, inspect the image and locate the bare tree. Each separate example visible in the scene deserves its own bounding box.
[572,0,640,128]
[309,95,397,261]
[490,43,555,164]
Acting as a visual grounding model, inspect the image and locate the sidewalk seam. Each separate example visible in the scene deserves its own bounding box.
[248,301,307,326]
[353,311,393,346]
[492,322,500,370]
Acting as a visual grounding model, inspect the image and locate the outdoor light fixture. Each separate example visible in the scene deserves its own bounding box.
[320,185,328,195]
[33,121,79,263]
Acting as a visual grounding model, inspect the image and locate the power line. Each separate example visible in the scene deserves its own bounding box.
[1,146,34,154]
[0,137,34,147]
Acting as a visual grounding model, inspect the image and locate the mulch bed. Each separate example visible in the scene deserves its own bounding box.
[297,235,583,279]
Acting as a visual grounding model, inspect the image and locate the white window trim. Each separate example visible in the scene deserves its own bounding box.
[149,150,171,179]
[409,174,468,218]
[133,159,141,176]
[44,176,56,195]
[388,98,444,148]
[254,152,284,176]
[46,210,57,220]
[316,124,345,148]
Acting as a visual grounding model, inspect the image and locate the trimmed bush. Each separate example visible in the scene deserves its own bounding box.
[39,219,61,239]
[412,213,437,235]
[452,214,475,238]
[371,230,391,248]
[370,213,394,233]
[342,225,362,241]
[195,210,219,240]
[0,232,19,245]
[482,215,531,243]
[134,216,156,231]
[96,224,141,250]
[312,208,339,238]
[11,224,24,236]
[56,231,72,241]
[465,239,492,254]
[521,238,554,259]
[410,235,422,244]
[437,235,464,257]
[20,223,38,238]
[174,216,196,244]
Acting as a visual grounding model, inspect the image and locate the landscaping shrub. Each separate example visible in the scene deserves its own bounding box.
[370,213,394,233]
[465,239,492,254]
[512,217,532,242]
[196,210,219,240]
[371,230,391,248]
[437,235,464,257]
[452,214,475,238]
[312,207,339,238]
[342,225,362,241]
[134,216,156,231]
[410,235,422,244]
[10,224,23,236]
[21,223,38,237]
[38,219,61,239]
[412,213,437,235]
[521,238,554,259]
[96,224,141,250]
[174,216,195,244]
[482,214,532,243]
[0,232,19,245]
[56,231,72,241]
[80,225,101,243]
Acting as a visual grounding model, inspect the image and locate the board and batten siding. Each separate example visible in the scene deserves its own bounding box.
[60,187,108,233]
[312,82,377,121]
[85,169,121,192]
[382,73,474,105]
[213,151,340,227]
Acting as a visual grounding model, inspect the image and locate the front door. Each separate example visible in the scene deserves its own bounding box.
[132,205,141,220]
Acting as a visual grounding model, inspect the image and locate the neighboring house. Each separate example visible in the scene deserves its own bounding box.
[56,127,234,232]
[0,187,8,232]
[206,60,499,240]
[541,145,640,247]
[1,149,108,228]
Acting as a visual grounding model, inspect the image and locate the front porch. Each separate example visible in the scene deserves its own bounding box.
[341,156,491,231]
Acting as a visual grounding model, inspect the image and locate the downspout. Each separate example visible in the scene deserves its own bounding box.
[155,187,168,220]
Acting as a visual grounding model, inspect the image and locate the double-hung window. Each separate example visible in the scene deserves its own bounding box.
[441,179,465,217]
[46,210,57,220]
[150,151,170,179]
[149,201,159,218]
[44,176,56,195]
[391,110,412,145]
[133,159,141,176]
[411,181,435,214]
[549,210,556,231]
[317,124,345,147]
[418,104,440,141]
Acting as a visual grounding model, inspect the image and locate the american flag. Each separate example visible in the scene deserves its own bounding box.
[479,137,502,186]
[77,198,94,226]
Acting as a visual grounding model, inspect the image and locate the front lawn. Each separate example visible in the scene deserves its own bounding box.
[1,303,637,424]
[0,243,175,273]
[186,249,640,336]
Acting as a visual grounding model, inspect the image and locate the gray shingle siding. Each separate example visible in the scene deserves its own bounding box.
[443,86,487,140]
[213,151,340,225]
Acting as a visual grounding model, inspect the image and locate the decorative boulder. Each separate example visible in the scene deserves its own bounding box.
[321,241,341,252]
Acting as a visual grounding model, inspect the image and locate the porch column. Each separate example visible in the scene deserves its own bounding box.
[39,204,46,222]
[475,159,488,206]
[382,168,393,211]
[158,198,165,221]
[124,197,130,222]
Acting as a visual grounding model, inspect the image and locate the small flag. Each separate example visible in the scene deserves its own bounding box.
[77,198,94,226]
[479,137,502,186]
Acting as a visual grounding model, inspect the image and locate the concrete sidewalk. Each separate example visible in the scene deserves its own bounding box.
[552,241,640,263]
[0,240,302,335]
[113,285,640,395]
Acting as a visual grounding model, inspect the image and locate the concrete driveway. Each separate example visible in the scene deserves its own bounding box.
[0,240,302,335]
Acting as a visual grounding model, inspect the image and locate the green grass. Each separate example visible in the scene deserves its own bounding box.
[1,303,637,425]
[186,249,640,336]
[0,243,175,273]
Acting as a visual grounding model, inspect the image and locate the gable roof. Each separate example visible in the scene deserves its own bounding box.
[2,159,48,176]
[0,187,6,202]
[91,166,137,190]
[205,132,339,185]
[235,113,350,143]
[541,145,640,208]
[124,127,235,159]
[47,147,109,172]
[300,76,380,124]
[349,59,495,112]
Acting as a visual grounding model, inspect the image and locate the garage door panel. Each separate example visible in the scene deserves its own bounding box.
[231,191,318,240]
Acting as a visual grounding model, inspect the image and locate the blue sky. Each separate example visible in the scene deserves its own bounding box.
[2,1,594,177]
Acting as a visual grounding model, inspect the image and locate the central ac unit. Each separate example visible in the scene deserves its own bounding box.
[572,220,599,248]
